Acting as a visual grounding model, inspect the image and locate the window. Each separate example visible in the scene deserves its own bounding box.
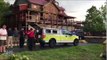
[52,30,57,34]
[62,30,71,35]
[46,29,51,33]
[30,11,36,15]
[33,5,37,9]
[29,16,32,19]
[19,4,28,11]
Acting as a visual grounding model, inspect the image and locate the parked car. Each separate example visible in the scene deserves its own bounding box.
[37,28,79,48]
[71,29,84,40]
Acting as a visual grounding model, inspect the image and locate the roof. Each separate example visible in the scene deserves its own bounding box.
[59,7,65,11]
[28,0,47,5]
[57,6,75,18]
[65,16,76,18]
[59,11,75,18]
[42,27,60,30]
[14,0,28,6]
[14,0,48,6]
[59,12,67,16]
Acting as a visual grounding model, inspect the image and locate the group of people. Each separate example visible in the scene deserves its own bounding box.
[0,24,37,53]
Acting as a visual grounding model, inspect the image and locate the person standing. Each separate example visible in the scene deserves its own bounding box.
[26,28,35,51]
[7,28,14,48]
[0,25,7,53]
[13,27,19,46]
[19,28,25,48]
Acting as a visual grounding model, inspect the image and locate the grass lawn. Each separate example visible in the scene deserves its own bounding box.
[0,44,104,60]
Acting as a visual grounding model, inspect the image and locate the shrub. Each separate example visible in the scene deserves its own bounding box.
[8,54,30,60]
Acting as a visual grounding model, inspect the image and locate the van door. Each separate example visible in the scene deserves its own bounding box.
[67,34,74,42]
[60,30,70,43]
[64,30,74,42]
[52,30,61,42]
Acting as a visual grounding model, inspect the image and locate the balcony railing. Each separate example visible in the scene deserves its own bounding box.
[36,19,73,26]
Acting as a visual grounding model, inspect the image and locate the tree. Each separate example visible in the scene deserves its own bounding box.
[100,4,106,21]
[83,6,106,34]
[0,0,10,26]
[100,4,107,29]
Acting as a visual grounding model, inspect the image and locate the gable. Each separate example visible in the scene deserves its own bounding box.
[43,2,59,14]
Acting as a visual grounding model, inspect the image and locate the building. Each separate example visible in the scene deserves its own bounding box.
[6,0,75,31]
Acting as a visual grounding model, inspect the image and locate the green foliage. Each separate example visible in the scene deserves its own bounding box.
[84,6,106,32]
[8,54,30,60]
[100,4,106,21]
[0,0,10,26]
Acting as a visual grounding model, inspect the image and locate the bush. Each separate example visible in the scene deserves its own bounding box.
[8,54,30,60]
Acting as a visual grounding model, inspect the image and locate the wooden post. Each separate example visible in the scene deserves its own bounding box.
[61,17,63,29]
[25,11,28,31]
[66,19,68,30]
[56,16,57,28]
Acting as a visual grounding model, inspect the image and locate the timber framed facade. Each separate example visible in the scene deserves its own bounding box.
[6,0,75,31]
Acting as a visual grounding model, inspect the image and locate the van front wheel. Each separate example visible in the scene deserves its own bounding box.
[49,39,56,48]
[73,39,79,46]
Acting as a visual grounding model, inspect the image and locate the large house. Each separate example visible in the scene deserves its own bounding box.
[6,0,76,31]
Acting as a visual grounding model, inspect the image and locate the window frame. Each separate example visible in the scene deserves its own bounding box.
[45,29,51,34]
[52,30,58,34]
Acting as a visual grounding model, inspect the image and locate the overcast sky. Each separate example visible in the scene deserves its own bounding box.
[5,0,106,21]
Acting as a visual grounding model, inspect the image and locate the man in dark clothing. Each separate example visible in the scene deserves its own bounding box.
[19,28,25,48]
[13,27,19,46]
[7,28,14,48]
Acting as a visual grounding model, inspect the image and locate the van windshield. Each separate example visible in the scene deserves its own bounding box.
[61,30,71,35]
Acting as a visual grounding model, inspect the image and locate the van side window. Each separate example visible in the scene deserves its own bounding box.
[46,29,51,33]
[53,30,57,34]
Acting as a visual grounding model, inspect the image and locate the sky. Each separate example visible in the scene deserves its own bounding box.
[4,0,106,21]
